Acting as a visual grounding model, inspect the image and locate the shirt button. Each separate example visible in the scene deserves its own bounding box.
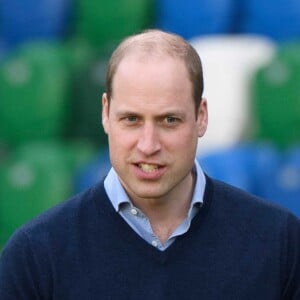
[151,240,158,247]
[130,208,138,216]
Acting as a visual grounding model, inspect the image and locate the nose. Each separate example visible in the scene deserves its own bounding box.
[137,123,161,156]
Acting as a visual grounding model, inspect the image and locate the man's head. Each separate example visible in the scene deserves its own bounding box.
[102,29,207,206]
[105,29,204,116]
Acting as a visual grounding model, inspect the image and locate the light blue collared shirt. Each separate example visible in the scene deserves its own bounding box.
[104,160,206,251]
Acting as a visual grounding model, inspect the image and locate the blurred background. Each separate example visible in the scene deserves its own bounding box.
[0,0,300,249]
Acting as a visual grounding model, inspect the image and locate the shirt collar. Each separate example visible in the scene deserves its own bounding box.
[104,159,206,212]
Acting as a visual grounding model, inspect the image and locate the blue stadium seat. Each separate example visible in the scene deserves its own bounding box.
[74,148,111,193]
[0,0,72,48]
[155,0,237,39]
[197,144,259,193]
[0,40,7,62]
[256,146,300,218]
[239,0,300,41]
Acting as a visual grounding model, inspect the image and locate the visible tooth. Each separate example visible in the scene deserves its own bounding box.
[139,163,158,172]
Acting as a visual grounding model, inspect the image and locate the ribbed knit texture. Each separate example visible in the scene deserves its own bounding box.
[1,176,300,299]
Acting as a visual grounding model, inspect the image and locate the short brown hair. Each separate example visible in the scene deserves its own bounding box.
[105,29,204,113]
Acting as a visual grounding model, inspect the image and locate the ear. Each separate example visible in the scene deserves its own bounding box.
[102,93,109,134]
[197,97,208,137]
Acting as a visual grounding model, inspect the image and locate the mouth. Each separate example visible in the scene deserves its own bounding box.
[137,163,160,173]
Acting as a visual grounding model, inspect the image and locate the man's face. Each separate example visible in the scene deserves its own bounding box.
[102,54,207,205]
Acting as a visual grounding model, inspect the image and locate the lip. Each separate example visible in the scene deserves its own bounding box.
[132,162,167,180]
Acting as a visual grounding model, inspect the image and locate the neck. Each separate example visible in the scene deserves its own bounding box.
[133,171,196,244]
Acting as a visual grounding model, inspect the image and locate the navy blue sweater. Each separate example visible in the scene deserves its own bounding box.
[0,176,300,299]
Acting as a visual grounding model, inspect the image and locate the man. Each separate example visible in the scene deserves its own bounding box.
[0,30,299,299]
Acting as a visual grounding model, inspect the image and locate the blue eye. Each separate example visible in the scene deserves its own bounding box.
[165,116,178,123]
[121,115,140,127]
[126,116,137,122]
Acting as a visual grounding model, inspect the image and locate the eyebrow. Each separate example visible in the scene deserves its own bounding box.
[115,109,186,119]
[115,110,141,117]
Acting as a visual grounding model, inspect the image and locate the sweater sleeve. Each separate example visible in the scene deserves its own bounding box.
[281,213,300,300]
[0,228,51,300]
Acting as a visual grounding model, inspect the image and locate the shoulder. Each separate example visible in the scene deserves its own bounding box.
[26,182,104,228]
[205,175,300,229]
[205,176,300,297]
[2,181,109,254]
[204,176,300,265]
[0,183,103,298]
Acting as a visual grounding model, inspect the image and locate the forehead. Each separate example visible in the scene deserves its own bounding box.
[113,53,192,96]
[110,53,195,114]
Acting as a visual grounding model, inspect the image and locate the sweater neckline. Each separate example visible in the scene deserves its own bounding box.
[93,175,214,262]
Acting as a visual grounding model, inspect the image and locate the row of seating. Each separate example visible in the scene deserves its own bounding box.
[1,0,300,52]
[0,0,153,49]
[193,37,300,154]
[1,140,299,249]
[156,0,300,41]
[0,40,109,147]
[1,37,300,151]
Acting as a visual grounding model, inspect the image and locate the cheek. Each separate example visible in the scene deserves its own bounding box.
[108,129,137,150]
[169,127,198,145]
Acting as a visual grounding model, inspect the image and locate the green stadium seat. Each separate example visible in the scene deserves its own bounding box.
[251,43,300,148]
[0,42,71,146]
[0,140,96,248]
[0,148,70,247]
[15,140,97,172]
[65,37,97,73]
[67,45,114,147]
[75,0,153,48]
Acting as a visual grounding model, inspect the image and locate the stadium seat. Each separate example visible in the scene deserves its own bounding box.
[67,44,114,147]
[74,147,111,193]
[191,35,275,155]
[0,0,72,48]
[75,0,153,48]
[255,146,300,218]
[0,140,96,248]
[0,144,70,247]
[15,140,97,173]
[65,37,97,73]
[238,0,300,41]
[251,43,300,149]
[155,0,237,39]
[0,40,7,62]
[0,42,71,146]
[197,143,260,193]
